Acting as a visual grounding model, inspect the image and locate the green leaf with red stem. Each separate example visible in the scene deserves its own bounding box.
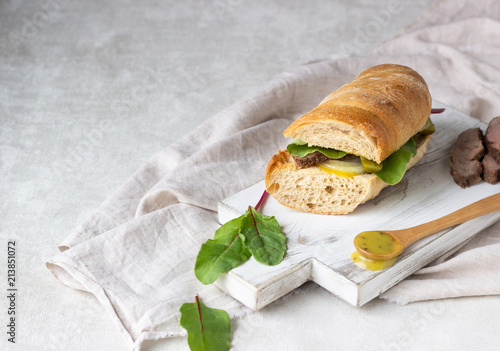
[194,190,286,284]
[195,216,251,285]
[179,295,231,351]
[241,206,287,266]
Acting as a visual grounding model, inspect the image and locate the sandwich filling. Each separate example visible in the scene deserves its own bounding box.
[287,118,435,185]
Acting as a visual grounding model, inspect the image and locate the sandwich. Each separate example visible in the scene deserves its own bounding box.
[264,64,434,215]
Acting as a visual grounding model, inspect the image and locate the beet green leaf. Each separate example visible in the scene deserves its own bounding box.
[179,296,231,351]
[195,216,251,285]
[375,137,417,185]
[287,139,347,159]
[241,206,287,266]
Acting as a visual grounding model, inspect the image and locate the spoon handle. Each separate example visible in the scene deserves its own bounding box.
[394,193,500,247]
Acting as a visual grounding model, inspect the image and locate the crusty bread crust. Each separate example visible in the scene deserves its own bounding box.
[283,64,432,163]
[265,134,432,215]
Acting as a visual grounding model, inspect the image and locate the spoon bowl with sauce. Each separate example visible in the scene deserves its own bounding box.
[352,192,500,269]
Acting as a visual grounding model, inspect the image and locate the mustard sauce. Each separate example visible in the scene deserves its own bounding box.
[351,231,404,271]
[354,231,403,256]
[350,251,398,271]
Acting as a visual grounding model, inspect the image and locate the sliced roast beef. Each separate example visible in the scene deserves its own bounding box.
[484,116,500,164]
[449,127,484,188]
[482,154,500,184]
[292,151,329,168]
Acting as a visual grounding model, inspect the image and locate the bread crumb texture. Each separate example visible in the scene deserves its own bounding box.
[265,150,384,215]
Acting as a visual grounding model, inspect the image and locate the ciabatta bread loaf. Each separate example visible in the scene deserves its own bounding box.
[265,64,434,215]
[283,64,432,163]
[265,134,432,215]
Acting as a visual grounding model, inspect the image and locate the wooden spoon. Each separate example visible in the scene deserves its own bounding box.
[354,193,500,261]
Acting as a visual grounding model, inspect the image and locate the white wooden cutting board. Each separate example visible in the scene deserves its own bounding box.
[216,102,500,309]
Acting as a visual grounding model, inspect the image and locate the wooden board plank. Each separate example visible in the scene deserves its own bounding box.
[216,102,500,309]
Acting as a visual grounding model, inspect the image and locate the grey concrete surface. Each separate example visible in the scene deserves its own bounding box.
[1,1,445,350]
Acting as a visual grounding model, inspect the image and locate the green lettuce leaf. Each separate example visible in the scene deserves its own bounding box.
[179,296,231,351]
[195,217,252,285]
[375,138,417,185]
[287,140,347,159]
[241,206,287,266]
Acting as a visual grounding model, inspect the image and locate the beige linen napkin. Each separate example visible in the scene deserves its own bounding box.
[47,0,500,348]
